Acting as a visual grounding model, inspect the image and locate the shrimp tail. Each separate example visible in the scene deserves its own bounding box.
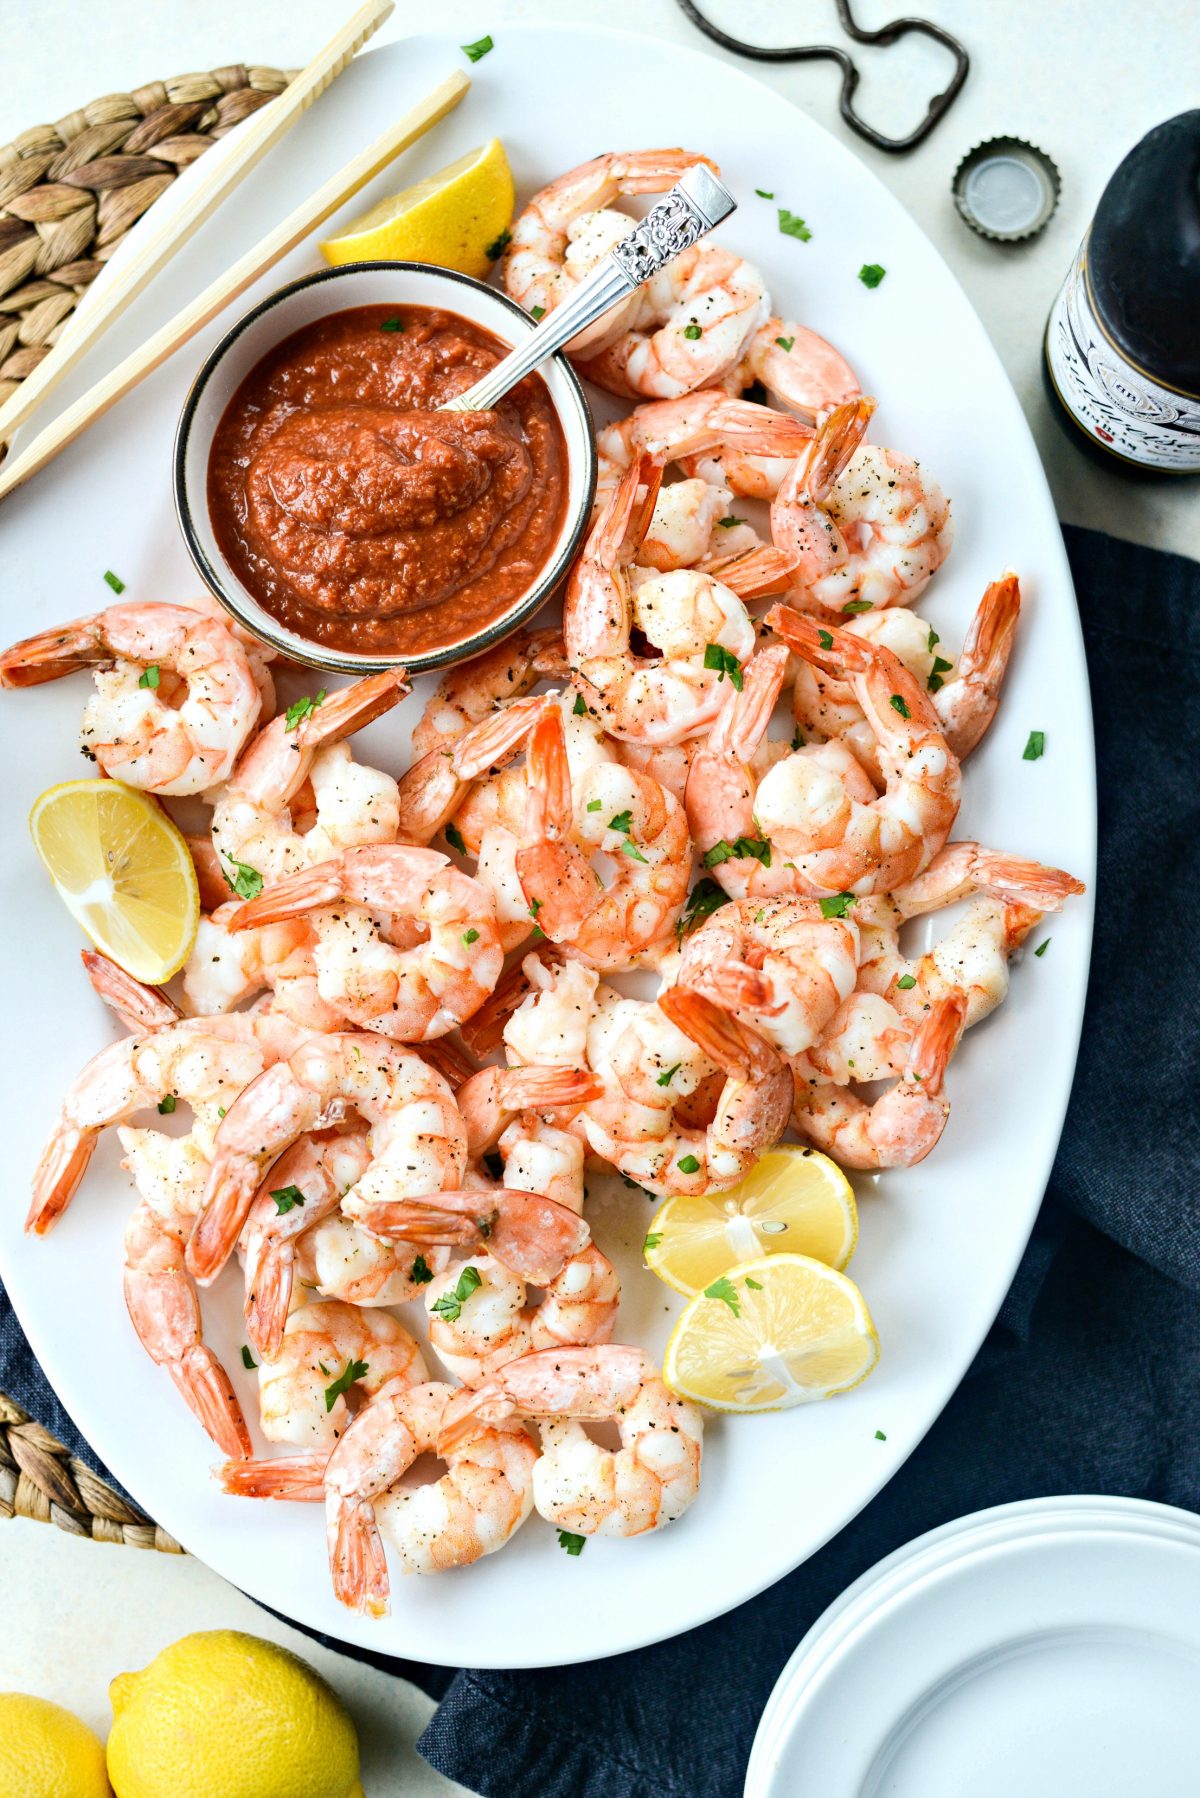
[694,964,788,1017]
[169,1346,253,1460]
[81,949,180,1033]
[909,992,967,1097]
[706,545,797,598]
[457,1063,602,1155]
[658,986,782,1083]
[295,667,410,749]
[437,1384,509,1456]
[26,1126,95,1234]
[330,1497,391,1617]
[218,1454,328,1501]
[187,1156,265,1285]
[798,397,875,503]
[766,605,869,675]
[366,1187,591,1284]
[228,863,349,929]
[0,615,107,687]
[243,1240,293,1363]
[969,850,1086,910]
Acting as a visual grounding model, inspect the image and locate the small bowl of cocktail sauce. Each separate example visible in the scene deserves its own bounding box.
[174,263,595,675]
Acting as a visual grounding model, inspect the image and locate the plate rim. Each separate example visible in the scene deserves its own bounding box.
[0,17,1098,1669]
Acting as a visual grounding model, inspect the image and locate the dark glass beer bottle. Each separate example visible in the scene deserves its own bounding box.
[1044,110,1200,474]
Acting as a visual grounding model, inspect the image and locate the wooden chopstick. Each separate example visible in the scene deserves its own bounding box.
[0,71,470,505]
[0,0,395,454]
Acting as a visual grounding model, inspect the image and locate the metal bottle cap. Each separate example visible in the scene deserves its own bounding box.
[952,137,1061,242]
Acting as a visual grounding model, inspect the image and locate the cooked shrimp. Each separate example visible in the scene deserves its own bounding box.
[502,149,717,353]
[256,1300,428,1450]
[188,1034,467,1284]
[211,669,407,888]
[425,1236,620,1387]
[182,903,342,1032]
[27,1007,310,1236]
[0,602,262,794]
[454,1062,602,1160]
[762,609,962,894]
[684,643,825,901]
[578,244,771,400]
[81,948,180,1034]
[771,399,953,613]
[450,689,610,857]
[516,706,692,967]
[593,390,813,528]
[676,894,860,1057]
[396,692,552,848]
[792,992,966,1168]
[564,457,778,747]
[499,955,600,1075]
[793,575,1022,774]
[227,845,504,1041]
[439,1344,704,1538]
[121,1199,251,1459]
[721,317,860,425]
[583,988,792,1197]
[410,629,566,761]
[241,1128,447,1360]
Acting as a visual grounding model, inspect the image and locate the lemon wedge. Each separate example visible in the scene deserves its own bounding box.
[29,779,199,983]
[664,1253,880,1413]
[644,1145,858,1295]
[320,138,514,278]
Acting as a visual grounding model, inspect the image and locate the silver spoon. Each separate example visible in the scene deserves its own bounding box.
[440,164,737,414]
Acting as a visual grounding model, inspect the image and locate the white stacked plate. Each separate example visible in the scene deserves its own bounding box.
[746,1496,1200,1797]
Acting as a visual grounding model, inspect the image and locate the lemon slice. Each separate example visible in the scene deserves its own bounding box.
[644,1145,857,1296]
[29,779,199,982]
[320,138,514,278]
[664,1253,879,1413]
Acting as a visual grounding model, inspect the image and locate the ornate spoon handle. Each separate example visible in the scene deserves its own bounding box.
[441,164,736,414]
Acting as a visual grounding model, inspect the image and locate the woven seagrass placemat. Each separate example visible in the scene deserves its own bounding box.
[1,62,299,1550]
[0,62,293,407]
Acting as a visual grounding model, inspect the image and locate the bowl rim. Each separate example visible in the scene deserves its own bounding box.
[172,259,597,676]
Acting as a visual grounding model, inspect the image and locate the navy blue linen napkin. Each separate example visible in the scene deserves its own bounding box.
[3,525,1198,1797]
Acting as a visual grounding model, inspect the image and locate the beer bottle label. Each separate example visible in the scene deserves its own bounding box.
[1045,238,1200,471]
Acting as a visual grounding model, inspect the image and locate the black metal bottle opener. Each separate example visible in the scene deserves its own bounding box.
[674,0,970,153]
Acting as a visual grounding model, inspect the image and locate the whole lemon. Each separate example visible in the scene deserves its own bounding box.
[105,1630,362,1798]
[0,1692,112,1797]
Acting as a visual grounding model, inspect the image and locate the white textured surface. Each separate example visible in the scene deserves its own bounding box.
[6,0,1199,553]
[0,1517,466,1795]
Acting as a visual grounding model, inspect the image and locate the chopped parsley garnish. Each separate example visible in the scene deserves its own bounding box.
[745,1276,763,1290]
[139,664,160,690]
[683,323,702,340]
[445,822,467,855]
[1023,730,1045,761]
[157,1093,176,1115]
[558,1530,586,1556]
[678,876,731,938]
[531,305,546,321]
[284,689,327,731]
[896,973,917,990]
[755,187,775,199]
[643,1231,663,1253]
[271,1185,306,1215]
[432,1264,482,1322]
[703,836,771,869]
[818,628,834,650]
[703,643,743,690]
[775,334,795,352]
[380,317,405,333]
[486,226,512,261]
[819,892,856,919]
[103,569,125,594]
[858,263,887,288]
[324,1358,369,1411]
[927,655,953,693]
[875,1427,887,1439]
[889,693,911,719]
[587,798,602,812]
[678,1154,701,1175]
[717,515,746,529]
[223,856,263,903]
[463,927,480,945]
[842,598,874,615]
[411,1255,434,1285]
[778,209,812,241]
[1034,938,1050,957]
[704,1275,740,1316]
[528,898,542,919]
[241,1345,257,1370]
[461,33,494,61]
[217,1107,226,1119]
[620,838,649,863]
[656,1063,681,1088]
[927,626,941,651]
[573,692,587,716]
[608,809,633,834]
